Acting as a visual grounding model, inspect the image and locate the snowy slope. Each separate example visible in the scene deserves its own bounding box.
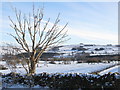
[99,65,120,75]
[0,61,116,75]
[47,44,119,57]
[0,44,119,56]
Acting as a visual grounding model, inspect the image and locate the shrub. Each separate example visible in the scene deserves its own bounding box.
[49,61,56,64]
[95,48,104,51]
[0,65,8,70]
[71,48,77,50]
[77,61,83,63]
[2,73,120,89]
[99,48,104,50]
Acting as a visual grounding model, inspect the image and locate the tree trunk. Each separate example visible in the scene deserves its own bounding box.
[29,60,36,74]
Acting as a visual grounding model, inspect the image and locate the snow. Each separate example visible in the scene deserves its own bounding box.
[0,44,119,75]
[1,61,120,88]
[1,44,119,56]
[36,63,115,74]
[2,84,45,88]
[0,61,117,75]
[0,76,2,89]
[47,44,119,57]
[99,65,120,75]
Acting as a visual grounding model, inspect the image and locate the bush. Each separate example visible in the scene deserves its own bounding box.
[49,61,56,64]
[77,61,83,63]
[77,47,87,51]
[0,65,8,70]
[2,73,120,89]
[99,48,104,50]
[71,48,77,50]
[95,48,104,51]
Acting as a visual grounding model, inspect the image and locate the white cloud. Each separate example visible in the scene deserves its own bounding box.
[1,0,119,2]
[1,13,118,45]
[29,19,118,44]
[67,27,118,44]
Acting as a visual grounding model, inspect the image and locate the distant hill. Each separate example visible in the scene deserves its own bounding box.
[0,44,119,58]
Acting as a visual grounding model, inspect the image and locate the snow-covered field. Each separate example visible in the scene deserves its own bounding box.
[49,44,119,56]
[99,65,120,75]
[0,61,119,75]
[0,44,119,75]
[1,61,120,88]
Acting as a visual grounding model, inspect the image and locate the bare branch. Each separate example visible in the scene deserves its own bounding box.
[9,5,69,74]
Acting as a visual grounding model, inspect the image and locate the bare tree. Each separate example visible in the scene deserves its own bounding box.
[8,5,69,74]
[2,43,20,72]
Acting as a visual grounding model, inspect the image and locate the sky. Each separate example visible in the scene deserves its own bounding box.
[0,2,118,45]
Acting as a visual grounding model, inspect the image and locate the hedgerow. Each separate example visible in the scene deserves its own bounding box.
[2,72,120,89]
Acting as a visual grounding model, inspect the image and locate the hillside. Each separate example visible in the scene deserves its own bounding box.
[48,44,119,57]
[0,44,119,58]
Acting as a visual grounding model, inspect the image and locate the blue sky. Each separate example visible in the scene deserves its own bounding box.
[0,2,118,45]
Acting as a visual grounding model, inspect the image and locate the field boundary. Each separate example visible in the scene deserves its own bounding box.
[89,63,119,75]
